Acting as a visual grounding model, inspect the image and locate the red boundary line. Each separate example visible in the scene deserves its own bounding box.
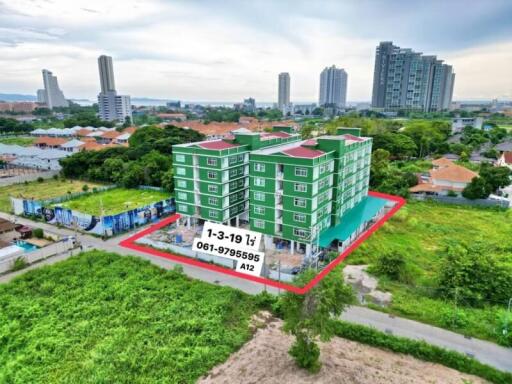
[119,191,405,294]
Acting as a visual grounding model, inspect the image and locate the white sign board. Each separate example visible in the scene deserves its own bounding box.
[192,221,265,277]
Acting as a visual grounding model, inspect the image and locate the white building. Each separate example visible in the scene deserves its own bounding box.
[40,69,69,109]
[0,144,70,170]
[278,72,290,112]
[319,65,347,108]
[97,55,132,122]
[451,116,484,134]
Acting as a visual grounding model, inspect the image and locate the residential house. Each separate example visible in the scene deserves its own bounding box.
[34,136,67,149]
[410,158,478,196]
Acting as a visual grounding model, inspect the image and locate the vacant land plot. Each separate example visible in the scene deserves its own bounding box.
[0,251,256,383]
[200,318,489,384]
[0,136,36,146]
[348,201,512,345]
[57,187,170,215]
[0,178,103,212]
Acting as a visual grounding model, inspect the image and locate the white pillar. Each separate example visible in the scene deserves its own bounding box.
[235,215,240,227]
[290,240,295,254]
[186,216,191,229]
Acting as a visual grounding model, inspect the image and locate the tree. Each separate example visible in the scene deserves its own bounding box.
[462,177,491,199]
[437,243,512,307]
[479,163,511,191]
[373,251,407,281]
[371,133,417,159]
[280,268,354,372]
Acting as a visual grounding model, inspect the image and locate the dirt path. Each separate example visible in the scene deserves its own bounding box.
[199,317,489,384]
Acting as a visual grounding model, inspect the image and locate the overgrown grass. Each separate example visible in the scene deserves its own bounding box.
[0,178,104,212]
[0,136,36,146]
[348,201,512,345]
[56,188,171,215]
[0,251,257,383]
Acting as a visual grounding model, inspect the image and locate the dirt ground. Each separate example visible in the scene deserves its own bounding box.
[198,316,489,384]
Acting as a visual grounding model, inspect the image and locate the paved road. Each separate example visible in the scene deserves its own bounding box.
[342,306,512,372]
[1,212,511,372]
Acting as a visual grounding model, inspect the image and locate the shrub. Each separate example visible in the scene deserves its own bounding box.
[288,330,321,373]
[11,257,27,271]
[447,190,458,197]
[372,251,407,281]
[82,184,89,192]
[37,177,44,183]
[32,228,44,239]
[53,174,58,180]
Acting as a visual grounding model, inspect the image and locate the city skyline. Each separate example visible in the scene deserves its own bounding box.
[1,0,511,102]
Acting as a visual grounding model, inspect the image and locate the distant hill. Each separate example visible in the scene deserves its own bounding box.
[0,93,37,102]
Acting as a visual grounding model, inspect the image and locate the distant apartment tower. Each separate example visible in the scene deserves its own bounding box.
[278,72,291,112]
[97,55,132,122]
[371,41,455,112]
[243,98,256,113]
[319,66,347,108]
[38,69,69,109]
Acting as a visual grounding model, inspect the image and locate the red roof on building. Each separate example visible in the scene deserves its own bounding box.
[100,131,122,139]
[198,140,238,150]
[503,151,512,164]
[302,139,317,146]
[261,131,291,139]
[342,134,364,142]
[282,146,325,159]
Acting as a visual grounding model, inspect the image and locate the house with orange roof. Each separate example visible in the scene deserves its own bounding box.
[410,157,478,196]
[97,130,122,144]
[34,136,68,149]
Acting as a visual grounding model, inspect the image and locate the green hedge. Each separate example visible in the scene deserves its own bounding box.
[331,320,512,384]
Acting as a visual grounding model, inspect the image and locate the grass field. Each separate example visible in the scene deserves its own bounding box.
[0,251,256,383]
[57,188,171,215]
[0,178,103,212]
[348,201,512,345]
[0,136,36,146]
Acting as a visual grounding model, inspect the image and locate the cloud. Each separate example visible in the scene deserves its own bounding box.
[0,0,510,101]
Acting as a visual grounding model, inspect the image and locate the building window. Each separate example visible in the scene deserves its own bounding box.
[293,213,306,223]
[293,228,308,238]
[254,192,265,201]
[294,183,307,192]
[255,163,265,172]
[254,206,265,215]
[209,211,218,219]
[208,185,218,193]
[254,177,265,187]
[178,204,188,212]
[207,157,217,166]
[207,171,216,179]
[254,219,265,229]
[229,156,237,165]
[175,154,185,162]
[294,198,306,208]
[238,191,244,199]
[177,192,187,201]
[230,168,238,177]
[177,180,187,188]
[177,167,186,176]
[208,197,218,205]
[238,154,244,162]
[295,167,308,177]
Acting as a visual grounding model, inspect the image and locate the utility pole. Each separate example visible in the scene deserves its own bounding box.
[100,196,106,240]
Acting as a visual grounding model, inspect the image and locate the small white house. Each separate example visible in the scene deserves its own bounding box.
[451,116,484,134]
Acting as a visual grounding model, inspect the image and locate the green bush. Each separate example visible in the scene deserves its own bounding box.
[331,320,512,384]
[32,228,44,239]
[11,257,27,271]
[37,177,44,183]
[82,184,89,192]
[288,331,321,373]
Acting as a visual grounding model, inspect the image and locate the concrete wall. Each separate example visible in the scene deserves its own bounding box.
[0,239,75,274]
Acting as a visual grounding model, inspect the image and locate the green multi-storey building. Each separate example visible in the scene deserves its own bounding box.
[172,126,373,259]
[172,127,300,227]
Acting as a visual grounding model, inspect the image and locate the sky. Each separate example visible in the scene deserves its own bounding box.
[0,0,511,103]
